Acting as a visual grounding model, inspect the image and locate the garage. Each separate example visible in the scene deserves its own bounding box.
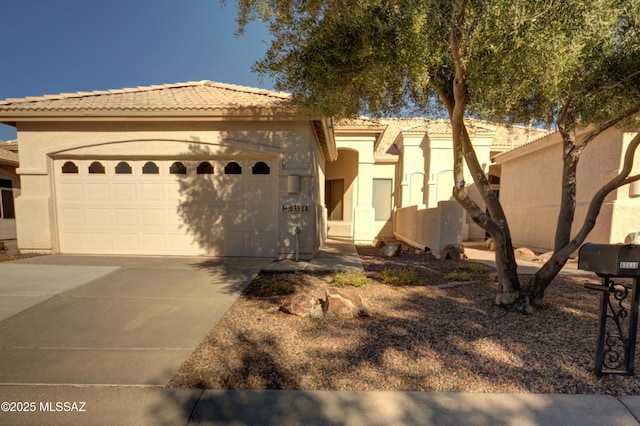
[54,157,276,257]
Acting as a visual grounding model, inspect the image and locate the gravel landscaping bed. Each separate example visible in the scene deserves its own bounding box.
[168,244,640,396]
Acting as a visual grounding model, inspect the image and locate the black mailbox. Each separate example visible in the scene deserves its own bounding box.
[578,243,640,277]
[578,243,640,376]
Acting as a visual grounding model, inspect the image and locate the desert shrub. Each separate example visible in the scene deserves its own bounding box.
[457,261,489,273]
[444,271,472,281]
[266,278,296,295]
[380,268,424,286]
[331,271,371,287]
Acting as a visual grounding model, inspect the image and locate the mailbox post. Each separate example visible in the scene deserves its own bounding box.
[578,243,640,376]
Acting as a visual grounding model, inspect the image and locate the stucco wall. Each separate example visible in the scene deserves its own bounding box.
[15,120,324,257]
[497,128,640,251]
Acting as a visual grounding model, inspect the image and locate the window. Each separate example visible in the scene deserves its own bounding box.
[170,161,187,175]
[373,179,392,221]
[115,162,132,174]
[252,161,270,175]
[0,180,15,219]
[142,162,159,174]
[325,179,344,221]
[61,161,79,174]
[88,162,105,174]
[224,161,242,175]
[197,162,213,174]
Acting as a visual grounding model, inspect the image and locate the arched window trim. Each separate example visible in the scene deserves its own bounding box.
[142,161,160,175]
[252,161,270,175]
[224,161,242,175]
[115,161,132,174]
[170,161,187,175]
[61,161,79,174]
[88,161,106,174]
[197,161,214,175]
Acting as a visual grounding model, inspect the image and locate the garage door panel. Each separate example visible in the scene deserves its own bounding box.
[55,159,276,257]
[59,208,86,227]
[113,183,137,202]
[58,183,84,201]
[114,209,138,227]
[87,208,111,226]
[86,183,111,202]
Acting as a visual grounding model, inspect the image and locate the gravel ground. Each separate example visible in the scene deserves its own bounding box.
[167,244,640,395]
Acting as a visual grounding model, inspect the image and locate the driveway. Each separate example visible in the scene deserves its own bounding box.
[0,255,270,386]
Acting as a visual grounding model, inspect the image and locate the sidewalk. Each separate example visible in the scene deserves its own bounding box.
[1,238,639,425]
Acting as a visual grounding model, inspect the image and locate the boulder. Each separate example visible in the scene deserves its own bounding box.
[514,247,537,260]
[441,244,464,260]
[381,243,402,257]
[323,288,369,319]
[372,238,386,248]
[279,294,324,318]
[280,288,369,319]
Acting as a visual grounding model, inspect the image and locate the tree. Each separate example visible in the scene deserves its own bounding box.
[230,0,640,312]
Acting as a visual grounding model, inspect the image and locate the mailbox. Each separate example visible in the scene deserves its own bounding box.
[578,243,640,278]
[578,243,640,376]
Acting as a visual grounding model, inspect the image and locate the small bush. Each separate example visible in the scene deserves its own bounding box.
[380,268,424,286]
[444,271,472,281]
[266,278,296,295]
[331,271,371,287]
[457,261,489,273]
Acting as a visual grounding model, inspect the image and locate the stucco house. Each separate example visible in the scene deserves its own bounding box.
[0,81,335,259]
[493,127,640,252]
[0,140,19,240]
[0,79,550,258]
[330,117,546,254]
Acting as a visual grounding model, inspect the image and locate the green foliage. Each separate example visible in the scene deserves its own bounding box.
[331,271,371,288]
[379,268,424,287]
[264,277,296,295]
[444,271,472,282]
[457,261,490,273]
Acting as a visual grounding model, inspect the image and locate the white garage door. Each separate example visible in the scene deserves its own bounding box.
[54,159,276,256]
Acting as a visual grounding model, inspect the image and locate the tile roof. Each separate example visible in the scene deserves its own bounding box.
[0,142,18,165]
[0,81,293,116]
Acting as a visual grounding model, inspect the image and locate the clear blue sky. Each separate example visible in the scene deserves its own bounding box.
[0,0,273,141]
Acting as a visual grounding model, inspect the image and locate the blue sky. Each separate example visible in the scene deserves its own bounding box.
[0,0,273,141]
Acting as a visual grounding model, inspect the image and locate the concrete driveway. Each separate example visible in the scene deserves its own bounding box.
[0,255,270,386]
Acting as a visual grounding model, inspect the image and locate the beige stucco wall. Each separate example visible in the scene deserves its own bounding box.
[497,128,640,251]
[395,131,493,244]
[14,120,326,258]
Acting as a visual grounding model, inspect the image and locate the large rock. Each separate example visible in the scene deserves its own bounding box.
[279,294,324,318]
[323,288,370,319]
[514,247,537,260]
[381,243,402,257]
[280,288,369,319]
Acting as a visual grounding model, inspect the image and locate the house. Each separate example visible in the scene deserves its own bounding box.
[493,126,640,251]
[0,81,335,258]
[330,117,545,254]
[0,79,547,258]
[0,140,19,240]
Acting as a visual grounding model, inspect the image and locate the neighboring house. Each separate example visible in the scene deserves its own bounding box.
[0,140,19,240]
[493,127,640,251]
[0,81,335,258]
[331,117,545,254]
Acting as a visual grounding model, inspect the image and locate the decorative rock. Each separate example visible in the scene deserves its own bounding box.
[514,247,537,260]
[483,238,495,251]
[323,288,369,319]
[372,238,386,248]
[381,243,402,257]
[280,288,369,319]
[440,244,464,260]
[279,294,324,318]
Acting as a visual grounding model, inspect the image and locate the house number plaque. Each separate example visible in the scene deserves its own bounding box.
[282,203,310,213]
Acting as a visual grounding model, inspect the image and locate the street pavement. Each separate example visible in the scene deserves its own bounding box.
[0,239,639,425]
